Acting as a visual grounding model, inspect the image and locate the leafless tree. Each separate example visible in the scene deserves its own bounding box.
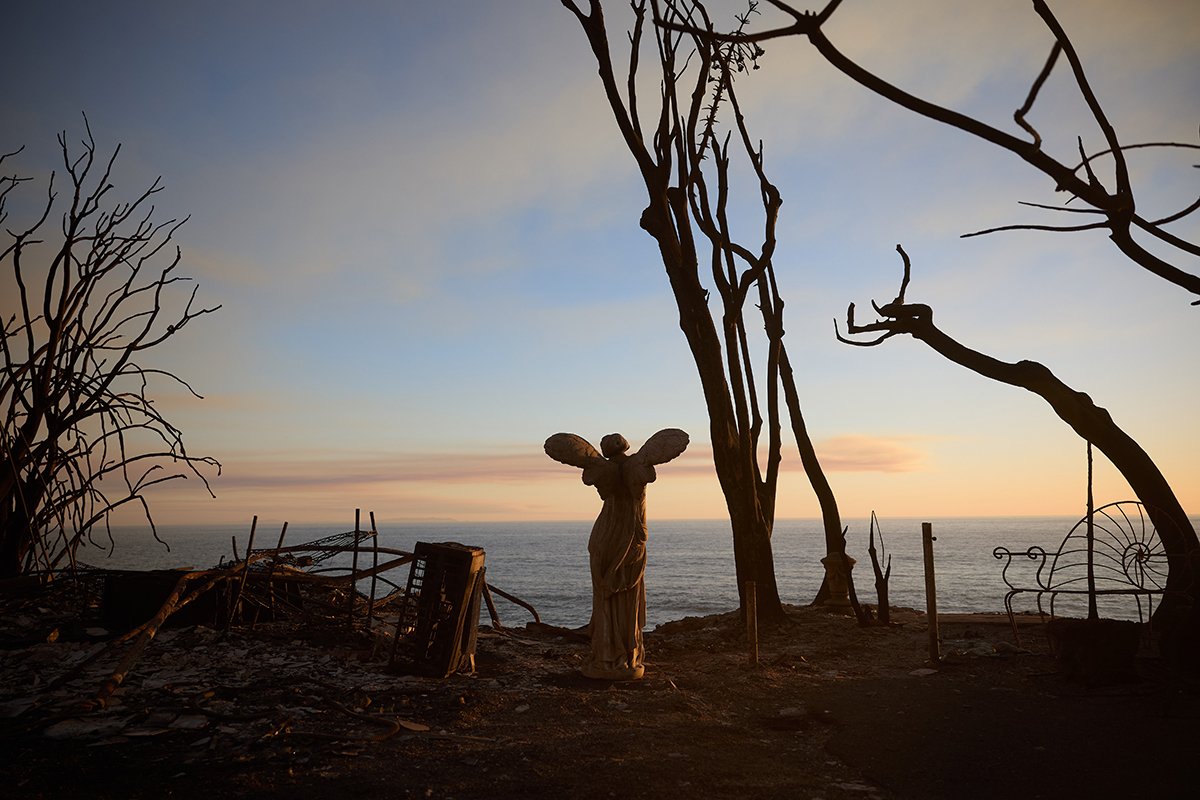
[1,123,220,578]
[838,248,1199,651]
[662,0,1200,300]
[564,0,864,622]
[666,2,1199,650]
[676,0,1200,638]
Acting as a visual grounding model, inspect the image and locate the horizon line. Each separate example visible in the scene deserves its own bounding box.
[115,511,1169,530]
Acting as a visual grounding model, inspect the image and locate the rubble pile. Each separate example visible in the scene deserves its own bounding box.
[0,558,570,798]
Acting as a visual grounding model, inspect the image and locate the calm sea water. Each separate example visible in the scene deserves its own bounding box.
[76,516,1194,627]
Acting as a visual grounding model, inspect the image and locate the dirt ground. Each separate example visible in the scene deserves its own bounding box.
[3,584,1198,800]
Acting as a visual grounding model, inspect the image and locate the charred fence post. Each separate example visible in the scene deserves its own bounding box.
[267,521,289,615]
[348,509,362,628]
[233,515,258,622]
[922,522,940,664]
[367,511,380,625]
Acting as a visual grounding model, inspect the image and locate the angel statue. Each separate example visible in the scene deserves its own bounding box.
[544,428,689,680]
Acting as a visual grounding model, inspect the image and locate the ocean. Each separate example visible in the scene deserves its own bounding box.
[75,515,1190,628]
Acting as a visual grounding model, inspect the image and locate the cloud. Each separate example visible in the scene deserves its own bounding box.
[180,29,633,290]
[217,450,569,491]
[814,435,926,473]
[673,435,925,477]
[208,430,925,495]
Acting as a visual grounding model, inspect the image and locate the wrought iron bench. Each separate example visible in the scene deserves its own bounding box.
[992,501,1171,644]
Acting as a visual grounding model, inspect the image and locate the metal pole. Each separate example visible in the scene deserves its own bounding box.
[922,522,940,664]
[1086,442,1098,621]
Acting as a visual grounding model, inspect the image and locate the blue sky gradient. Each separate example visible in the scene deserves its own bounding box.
[3,1,1197,528]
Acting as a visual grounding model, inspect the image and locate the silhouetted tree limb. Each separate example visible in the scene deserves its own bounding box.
[838,246,1200,641]
[1,123,220,577]
[867,511,891,625]
[665,1,1200,647]
[667,1,1200,301]
[961,219,1110,238]
[567,0,859,620]
[1013,41,1060,149]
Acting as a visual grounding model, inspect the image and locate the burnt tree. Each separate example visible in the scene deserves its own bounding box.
[839,246,1199,652]
[666,0,1200,299]
[564,0,861,621]
[0,125,220,578]
[673,0,1199,643]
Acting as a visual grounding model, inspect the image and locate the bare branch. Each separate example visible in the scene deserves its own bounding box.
[697,2,1200,298]
[655,0,840,44]
[1,127,220,576]
[1013,42,1061,149]
[892,244,911,305]
[961,220,1110,239]
[1031,0,1130,203]
[1016,200,1104,215]
[1147,196,1200,228]
[1129,212,1200,259]
[1070,141,1200,175]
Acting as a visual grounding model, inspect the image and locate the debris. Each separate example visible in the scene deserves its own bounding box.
[44,715,131,739]
[0,514,549,788]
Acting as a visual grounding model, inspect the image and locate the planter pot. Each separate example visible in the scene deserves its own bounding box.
[1046,617,1141,686]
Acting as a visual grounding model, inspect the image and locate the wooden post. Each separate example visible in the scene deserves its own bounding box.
[243,516,258,560]
[348,509,362,628]
[745,580,759,666]
[234,515,258,624]
[366,511,380,624]
[266,521,288,617]
[922,522,940,664]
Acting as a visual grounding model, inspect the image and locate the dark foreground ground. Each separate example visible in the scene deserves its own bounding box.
[2,587,1198,800]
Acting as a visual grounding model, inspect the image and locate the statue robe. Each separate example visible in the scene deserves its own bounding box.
[581,453,655,679]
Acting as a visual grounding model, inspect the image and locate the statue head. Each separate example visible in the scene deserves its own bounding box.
[600,433,629,458]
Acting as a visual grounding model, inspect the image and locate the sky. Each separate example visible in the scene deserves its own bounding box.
[3,0,1197,530]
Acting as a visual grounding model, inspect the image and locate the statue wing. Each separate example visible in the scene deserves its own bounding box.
[544,432,604,469]
[631,428,689,466]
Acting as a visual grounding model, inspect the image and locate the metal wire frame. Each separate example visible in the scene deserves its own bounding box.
[993,501,1187,644]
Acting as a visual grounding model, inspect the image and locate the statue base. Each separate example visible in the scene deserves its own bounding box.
[820,553,857,608]
[581,663,645,681]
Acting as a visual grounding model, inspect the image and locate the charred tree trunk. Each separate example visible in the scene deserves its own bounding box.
[564,0,851,623]
[643,184,785,621]
[778,346,855,603]
[867,518,891,625]
[1,464,51,577]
